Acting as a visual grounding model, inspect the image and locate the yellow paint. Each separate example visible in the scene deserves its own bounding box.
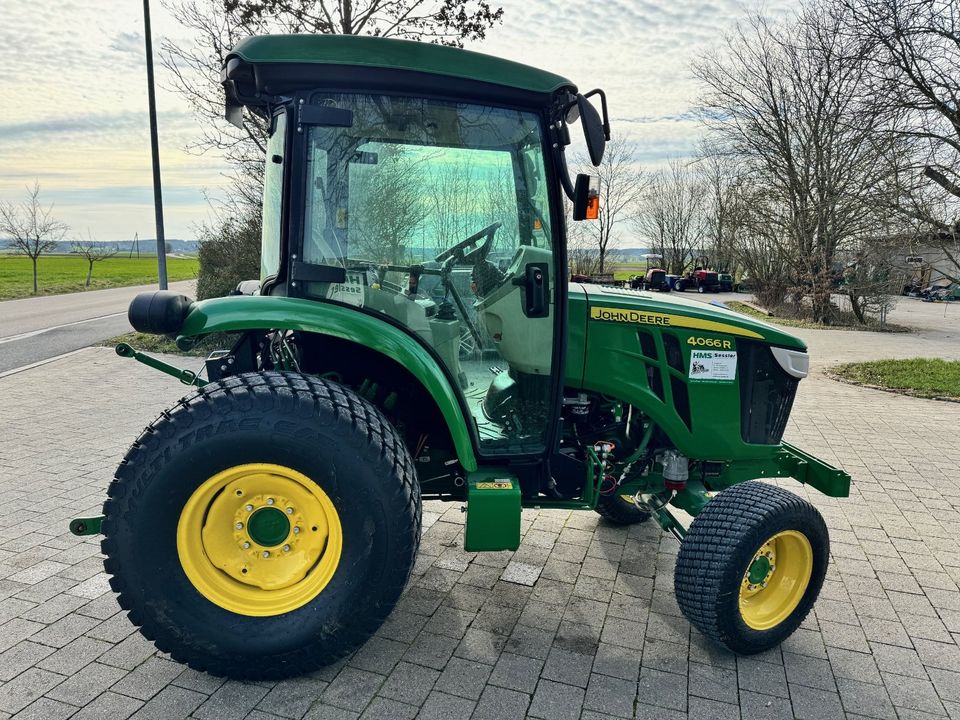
[476,481,513,490]
[589,306,763,339]
[177,463,342,617]
[738,530,813,631]
[686,336,733,349]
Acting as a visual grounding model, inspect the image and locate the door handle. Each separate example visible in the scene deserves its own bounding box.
[520,262,549,318]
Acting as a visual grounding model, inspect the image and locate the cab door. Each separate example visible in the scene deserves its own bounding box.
[293,92,564,459]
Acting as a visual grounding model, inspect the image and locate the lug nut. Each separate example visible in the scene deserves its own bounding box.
[266,498,275,505]
[235,522,243,529]
[293,527,300,534]
[242,542,250,549]
[283,545,290,552]
[245,504,254,512]
[286,507,294,515]
[262,551,270,558]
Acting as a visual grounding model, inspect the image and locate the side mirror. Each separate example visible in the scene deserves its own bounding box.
[577,95,607,166]
[572,174,600,221]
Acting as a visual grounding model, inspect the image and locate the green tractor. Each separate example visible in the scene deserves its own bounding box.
[73,35,850,680]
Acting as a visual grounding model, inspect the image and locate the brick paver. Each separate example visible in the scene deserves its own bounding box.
[0,299,958,718]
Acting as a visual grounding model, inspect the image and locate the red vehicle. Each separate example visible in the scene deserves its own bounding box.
[676,269,720,293]
[642,268,670,291]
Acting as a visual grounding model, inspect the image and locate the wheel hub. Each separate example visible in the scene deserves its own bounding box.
[247,507,290,547]
[178,464,342,616]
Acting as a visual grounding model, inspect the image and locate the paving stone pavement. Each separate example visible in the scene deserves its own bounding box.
[1,312,959,718]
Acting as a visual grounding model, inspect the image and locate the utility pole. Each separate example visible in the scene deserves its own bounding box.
[143,0,168,289]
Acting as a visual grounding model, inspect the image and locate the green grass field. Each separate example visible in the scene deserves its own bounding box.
[0,255,198,300]
[830,359,960,401]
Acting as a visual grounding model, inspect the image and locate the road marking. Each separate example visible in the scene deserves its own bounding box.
[0,312,126,344]
[0,347,94,379]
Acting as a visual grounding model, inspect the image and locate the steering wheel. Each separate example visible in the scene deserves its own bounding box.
[435,222,502,266]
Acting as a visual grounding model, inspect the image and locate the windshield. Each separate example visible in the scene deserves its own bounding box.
[302,93,550,268]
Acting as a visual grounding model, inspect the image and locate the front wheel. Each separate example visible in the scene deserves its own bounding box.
[102,373,421,679]
[674,481,828,654]
[595,493,651,525]
[697,285,706,294]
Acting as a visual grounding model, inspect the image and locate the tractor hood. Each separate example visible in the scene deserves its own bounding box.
[577,283,806,351]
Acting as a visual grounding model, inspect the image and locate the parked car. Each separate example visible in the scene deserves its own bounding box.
[676,269,721,293]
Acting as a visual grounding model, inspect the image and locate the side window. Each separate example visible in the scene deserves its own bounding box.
[260,112,286,280]
[521,146,551,248]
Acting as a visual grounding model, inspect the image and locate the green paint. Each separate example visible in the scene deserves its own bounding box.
[228,35,574,96]
[177,295,477,472]
[565,286,806,461]
[69,516,104,536]
[464,471,521,552]
[247,507,290,547]
[747,555,772,585]
[115,343,206,387]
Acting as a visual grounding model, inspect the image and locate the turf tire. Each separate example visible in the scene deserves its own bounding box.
[674,481,829,654]
[101,372,421,679]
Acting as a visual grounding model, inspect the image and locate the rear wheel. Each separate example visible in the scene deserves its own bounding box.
[595,493,651,525]
[697,285,706,294]
[102,372,421,679]
[674,481,828,654]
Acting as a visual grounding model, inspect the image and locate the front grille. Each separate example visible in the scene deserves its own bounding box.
[739,342,799,444]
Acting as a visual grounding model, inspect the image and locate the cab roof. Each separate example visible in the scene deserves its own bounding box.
[225,35,576,99]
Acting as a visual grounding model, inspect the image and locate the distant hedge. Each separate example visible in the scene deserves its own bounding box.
[196,211,261,300]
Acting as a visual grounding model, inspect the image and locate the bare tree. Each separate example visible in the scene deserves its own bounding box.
[696,150,741,272]
[161,0,504,200]
[351,147,424,263]
[635,160,705,276]
[840,232,903,325]
[841,0,960,280]
[574,136,646,274]
[72,233,119,288]
[0,182,68,294]
[694,3,899,323]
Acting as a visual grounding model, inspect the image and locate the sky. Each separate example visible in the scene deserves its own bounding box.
[0,0,794,241]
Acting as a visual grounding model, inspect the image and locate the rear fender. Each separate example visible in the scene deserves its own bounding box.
[177,295,478,472]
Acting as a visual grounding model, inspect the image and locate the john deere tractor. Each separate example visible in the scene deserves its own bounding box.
[72,35,850,680]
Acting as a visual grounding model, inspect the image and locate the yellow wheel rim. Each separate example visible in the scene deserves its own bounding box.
[177,463,342,617]
[738,530,813,631]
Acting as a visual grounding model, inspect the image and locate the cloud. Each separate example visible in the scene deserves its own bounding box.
[1,0,800,238]
[110,30,144,56]
[0,111,193,143]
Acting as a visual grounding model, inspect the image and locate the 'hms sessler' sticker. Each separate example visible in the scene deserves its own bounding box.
[689,350,738,382]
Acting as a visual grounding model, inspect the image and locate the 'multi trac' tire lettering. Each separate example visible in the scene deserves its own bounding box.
[101,372,421,680]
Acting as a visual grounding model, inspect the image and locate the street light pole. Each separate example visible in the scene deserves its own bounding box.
[143,0,168,289]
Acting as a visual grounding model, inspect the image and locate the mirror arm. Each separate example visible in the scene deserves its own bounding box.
[556,147,576,201]
[583,89,611,140]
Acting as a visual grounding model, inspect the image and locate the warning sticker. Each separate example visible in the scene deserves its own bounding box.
[476,481,514,490]
[688,350,738,382]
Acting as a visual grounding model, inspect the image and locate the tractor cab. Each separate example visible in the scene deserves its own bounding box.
[223,35,608,456]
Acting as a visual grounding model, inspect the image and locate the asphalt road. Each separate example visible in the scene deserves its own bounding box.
[0,280,195,374]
